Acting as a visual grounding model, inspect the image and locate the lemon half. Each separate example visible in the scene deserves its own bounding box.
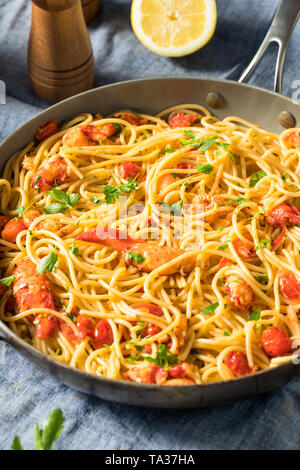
[131,0,217,57]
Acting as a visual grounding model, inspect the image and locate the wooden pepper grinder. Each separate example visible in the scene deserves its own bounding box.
[28,0,94,104]
[82,0,100,23]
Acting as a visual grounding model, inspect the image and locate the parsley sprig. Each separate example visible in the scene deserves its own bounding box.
[12,409,65,451]
[104,177,139,204]
[145,344,178,368]
[44,189,80,214]
[36,251,58,274]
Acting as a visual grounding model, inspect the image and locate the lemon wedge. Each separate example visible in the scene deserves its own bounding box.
[131,0,217,57]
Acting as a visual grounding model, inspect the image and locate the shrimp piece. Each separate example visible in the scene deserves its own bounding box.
[13,257,55,312]
[114,112,148,126]
[124,362,166,384]
[232,232,257,258]
[224,274,254,310]
[283,131,300,148]
[169,113,200,128]
[31,154,74,192]
[266,202,300,227]
[34,120,58,142]
[13,257,56,339]
[62,124,117,147]
[22,155,35,171]
[76,228,196,275]
[190,194,233,228]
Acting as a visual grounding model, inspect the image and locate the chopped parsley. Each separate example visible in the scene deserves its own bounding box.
[159,200,183,216]
[249,170,266,187]
[104,177,139,204]
[216,142,236,163]
[226,197,248,206]
[69,243,80,256]
[112,123,122,134]
[90,197,104,204]
[223,331,230,336]
[36,251,58,274]
[256,238,271,250]
[67,313,77,323]
[255,275,268,283]
[200,301,219,315]
[33,176,41,193]
[125,252,145,263]
[282,173,289,181]
[44,189,80,214]
[249,309,261,321]
[145,344,178,368]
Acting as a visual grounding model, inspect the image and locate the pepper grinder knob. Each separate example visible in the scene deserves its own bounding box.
[82,0,100,23]
[28,0,94,104]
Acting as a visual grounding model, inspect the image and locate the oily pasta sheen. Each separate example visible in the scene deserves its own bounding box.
[0,105,299,386]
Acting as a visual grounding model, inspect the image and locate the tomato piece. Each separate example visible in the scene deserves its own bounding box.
[93,319,114,349]
[279,271,300,302]
[144,324,161,337]
[261,326,291,357]
[34,120,58,142]
[219,257,232,269]
[35,315,57,339]
[158,173,177,194]
[225,351,251,377]
[2,218,27,243]
[169,113,200,128]
[119,161,142,179]
[76,314,94,340]
[0,215,9,235]
[168,364,186,379]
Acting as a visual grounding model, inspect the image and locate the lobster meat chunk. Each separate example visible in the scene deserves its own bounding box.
[62,124,117,147]
[31,154,74,192]
[224,274,254,310]
[76,228,196,275]
[266,202,300,227]
[34,120,58,142]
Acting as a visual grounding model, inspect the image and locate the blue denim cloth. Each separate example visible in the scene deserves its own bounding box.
[0,0,299,450]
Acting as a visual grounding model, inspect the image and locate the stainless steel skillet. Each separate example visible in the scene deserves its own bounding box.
[0,0,300,408]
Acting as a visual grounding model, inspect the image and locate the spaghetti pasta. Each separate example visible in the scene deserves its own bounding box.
[0,104,299,385]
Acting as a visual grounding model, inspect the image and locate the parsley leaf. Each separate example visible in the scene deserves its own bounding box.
[194,137,218,151]
[196,163,214,174]
[255,275,268,283]
[200,301,219,315]
[36,251,58,274]
[104,177,139,204]
[112,123,122,134]
[69,243,80,256]
[282,173,289,181]
[249,170,266,187]
[33,176,41,193]
[250,309,261,321]
[223,331,230,336]
[216,142,236,163]
[125,252,145,263]
[34,409,64,450]
[11,436,23,450]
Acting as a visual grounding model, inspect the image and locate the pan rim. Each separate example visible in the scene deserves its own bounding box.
[0,75,299,393]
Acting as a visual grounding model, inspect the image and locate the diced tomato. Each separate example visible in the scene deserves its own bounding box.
[261,326,291,357]
[93,319,114,349]
[76,315,94,340]
[119,161,142,179]
[35,315,57,339]
[2,218,27,243]
[169,113,200,128]
[225,351,251,377]
[34,120,58,142]
[279,271,300,302]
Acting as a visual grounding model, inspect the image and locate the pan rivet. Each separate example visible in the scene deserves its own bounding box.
[278,111,296,129]
[206,92,224,109]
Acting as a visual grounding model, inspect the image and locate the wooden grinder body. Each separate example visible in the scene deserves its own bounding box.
[28,0,94,103]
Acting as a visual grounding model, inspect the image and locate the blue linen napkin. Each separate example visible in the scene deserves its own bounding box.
[0,0,299,450]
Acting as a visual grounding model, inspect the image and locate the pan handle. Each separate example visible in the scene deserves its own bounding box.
[239,0,300,94]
